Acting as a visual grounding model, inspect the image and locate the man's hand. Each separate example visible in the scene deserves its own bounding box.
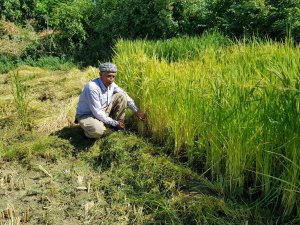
[116,121,125,129]
[135,112,146,121]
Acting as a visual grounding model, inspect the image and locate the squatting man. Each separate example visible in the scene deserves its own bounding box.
[76,62,146,138]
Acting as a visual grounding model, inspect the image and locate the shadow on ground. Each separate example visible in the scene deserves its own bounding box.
[52,125,95,155]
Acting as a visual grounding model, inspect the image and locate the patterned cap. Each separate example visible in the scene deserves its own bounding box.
[99,62,118,73]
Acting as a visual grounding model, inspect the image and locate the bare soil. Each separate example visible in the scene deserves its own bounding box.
[0,158,111,224]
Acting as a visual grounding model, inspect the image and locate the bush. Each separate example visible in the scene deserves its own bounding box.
[23,56,75,70]
[48,0,93,55]
[200,0,300,41]
[0,0,36,23]
[1,0,299,65]
[0,54,16,73]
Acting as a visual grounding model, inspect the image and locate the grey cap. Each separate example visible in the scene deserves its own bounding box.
[99,62,118,73]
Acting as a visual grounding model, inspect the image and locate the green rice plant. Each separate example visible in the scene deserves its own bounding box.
[113,33,300,219]
[11,71,31,131]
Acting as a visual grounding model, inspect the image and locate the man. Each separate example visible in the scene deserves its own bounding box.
[76,62,145,138]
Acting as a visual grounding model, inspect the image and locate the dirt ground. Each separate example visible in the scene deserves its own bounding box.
[0,158,110,225]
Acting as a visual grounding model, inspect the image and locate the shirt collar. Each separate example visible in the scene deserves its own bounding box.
[97,78,113,91]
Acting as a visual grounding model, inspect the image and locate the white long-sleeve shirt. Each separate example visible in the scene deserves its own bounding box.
[76,78,138,126]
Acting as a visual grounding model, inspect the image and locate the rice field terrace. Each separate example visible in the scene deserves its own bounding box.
[0,33,299,224]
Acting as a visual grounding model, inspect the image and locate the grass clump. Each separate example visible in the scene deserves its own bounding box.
[0,133,74,163]
[92,132,250,224]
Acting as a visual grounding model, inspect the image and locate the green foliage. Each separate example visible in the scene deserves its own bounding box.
[0,55,75,74]
[2,0,299,65]
[0,54,16,73]
[202,0,300,40]
[31,0,93,60]
[269,2,300,41]
[146,31,230,61]
[106,0,178,39]
[23,56,76,70]
[0,0,36,23]
[76,0,187,64]
[50,0,93,51]
[0,19,77,73]
[34,0,68,28]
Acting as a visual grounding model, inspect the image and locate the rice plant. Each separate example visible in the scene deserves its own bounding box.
[113,33,300,218]
[11,71,31,131]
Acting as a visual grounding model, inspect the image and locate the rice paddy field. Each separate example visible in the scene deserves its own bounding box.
[113,32,300,219]
[0,63,256,224]
[1,32,299,224]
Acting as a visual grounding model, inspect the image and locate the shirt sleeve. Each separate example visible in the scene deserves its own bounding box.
[86,88,119,127]
[113,84,139,113]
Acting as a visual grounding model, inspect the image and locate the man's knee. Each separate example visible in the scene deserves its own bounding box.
[114,92,126,103]
[85,125,106,138]
[79,117,106,139]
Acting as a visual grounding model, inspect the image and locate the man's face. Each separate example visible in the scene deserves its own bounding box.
[100,72,116,87]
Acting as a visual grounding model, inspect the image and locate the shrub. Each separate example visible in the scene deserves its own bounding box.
[24,56,75,70]
[0,0,36,23]
[0,54,16,73]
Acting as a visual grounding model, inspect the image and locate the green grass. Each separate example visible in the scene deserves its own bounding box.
[23,56,76,71]
[113,33,300,219]
[81,132,251,225]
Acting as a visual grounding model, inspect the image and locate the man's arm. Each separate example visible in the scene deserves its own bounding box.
[113,85,138,112]
[86,88,119,127]
[113,84,146,121]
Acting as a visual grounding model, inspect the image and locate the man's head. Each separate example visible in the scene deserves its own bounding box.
[99,62,117,87]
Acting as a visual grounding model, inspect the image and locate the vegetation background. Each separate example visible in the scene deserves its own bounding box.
[0,0,299,67]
